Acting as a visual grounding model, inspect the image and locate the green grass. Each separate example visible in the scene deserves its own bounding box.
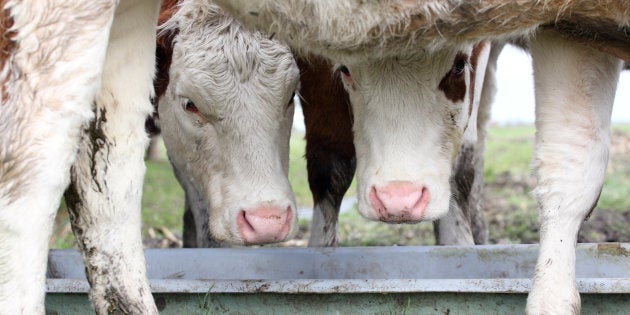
[613,124,630,133]
[288,131,312,207]
[484,124,630,212]
[599,170,630,211]
[482,124,630,244]
[141,160,185,232]
[483,125,535,182]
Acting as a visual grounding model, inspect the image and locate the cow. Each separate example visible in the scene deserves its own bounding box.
[154,0,299,247]
[297,54,494,246]
[211,1,628,313]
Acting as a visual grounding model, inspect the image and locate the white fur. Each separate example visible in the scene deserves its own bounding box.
[213,0,630,62]
[343,46,488,223]
[158,0,299,245]
[0,0,160,313]
[308,202,336,246]
[0,0,116,313]
[527,31,622,314]
[66,0,160,313]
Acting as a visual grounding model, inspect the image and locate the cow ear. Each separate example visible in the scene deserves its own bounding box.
[154,28,178,103]
[462,41,491,145]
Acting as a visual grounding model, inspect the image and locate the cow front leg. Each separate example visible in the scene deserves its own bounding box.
[64,0,160,313]
[527,31,621,314]
[0,1,117,313]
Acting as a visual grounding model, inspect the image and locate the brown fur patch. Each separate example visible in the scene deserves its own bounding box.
[148,0,180,133]
[297,55,356,210]
[438,53,468,103]
[153,0,180,107]
[1,0,16,101]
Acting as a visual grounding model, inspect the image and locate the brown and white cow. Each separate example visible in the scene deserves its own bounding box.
[291,42,492,238]
[154,0,299,247]
[212,1,628,313]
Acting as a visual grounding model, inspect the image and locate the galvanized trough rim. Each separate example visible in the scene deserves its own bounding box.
[46,243,630,294]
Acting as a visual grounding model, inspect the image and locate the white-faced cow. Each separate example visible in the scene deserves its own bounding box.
[213,0,629,313]
[154,0,299,247]
[297,54,493,246]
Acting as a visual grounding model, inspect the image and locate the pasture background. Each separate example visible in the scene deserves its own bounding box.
[49,124,630,249]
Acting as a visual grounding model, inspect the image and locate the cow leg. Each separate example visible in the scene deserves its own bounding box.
[297,56,356,247]
[64,1,160,313]
[527,31,621,314]
[0,1,117,312]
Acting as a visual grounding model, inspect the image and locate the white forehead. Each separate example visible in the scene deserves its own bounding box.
[340,44,471,76]
[163,0,298,102]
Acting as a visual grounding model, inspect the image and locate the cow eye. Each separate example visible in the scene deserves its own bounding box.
[338,65,351,76]
[451,57,467,76]
[183,99,199,114]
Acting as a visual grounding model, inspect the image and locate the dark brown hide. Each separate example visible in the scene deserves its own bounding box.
[298,55,356,244]
[147,0,180,135]
[439,53,468,104]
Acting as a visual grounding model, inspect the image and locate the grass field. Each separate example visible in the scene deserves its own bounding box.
[49,124,630,248]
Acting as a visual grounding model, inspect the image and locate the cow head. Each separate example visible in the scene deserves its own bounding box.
[336,43,491,223]
[156,1,299,245]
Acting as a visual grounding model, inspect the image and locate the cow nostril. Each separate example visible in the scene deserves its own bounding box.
[238,210,255,233]
[368,181,429,222]
[237,205,294,244]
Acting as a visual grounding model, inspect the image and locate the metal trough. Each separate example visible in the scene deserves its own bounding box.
[46,243,630,314]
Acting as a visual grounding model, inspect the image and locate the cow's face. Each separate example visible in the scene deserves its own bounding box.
[338,43,490,223]
[158,4,299,245]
